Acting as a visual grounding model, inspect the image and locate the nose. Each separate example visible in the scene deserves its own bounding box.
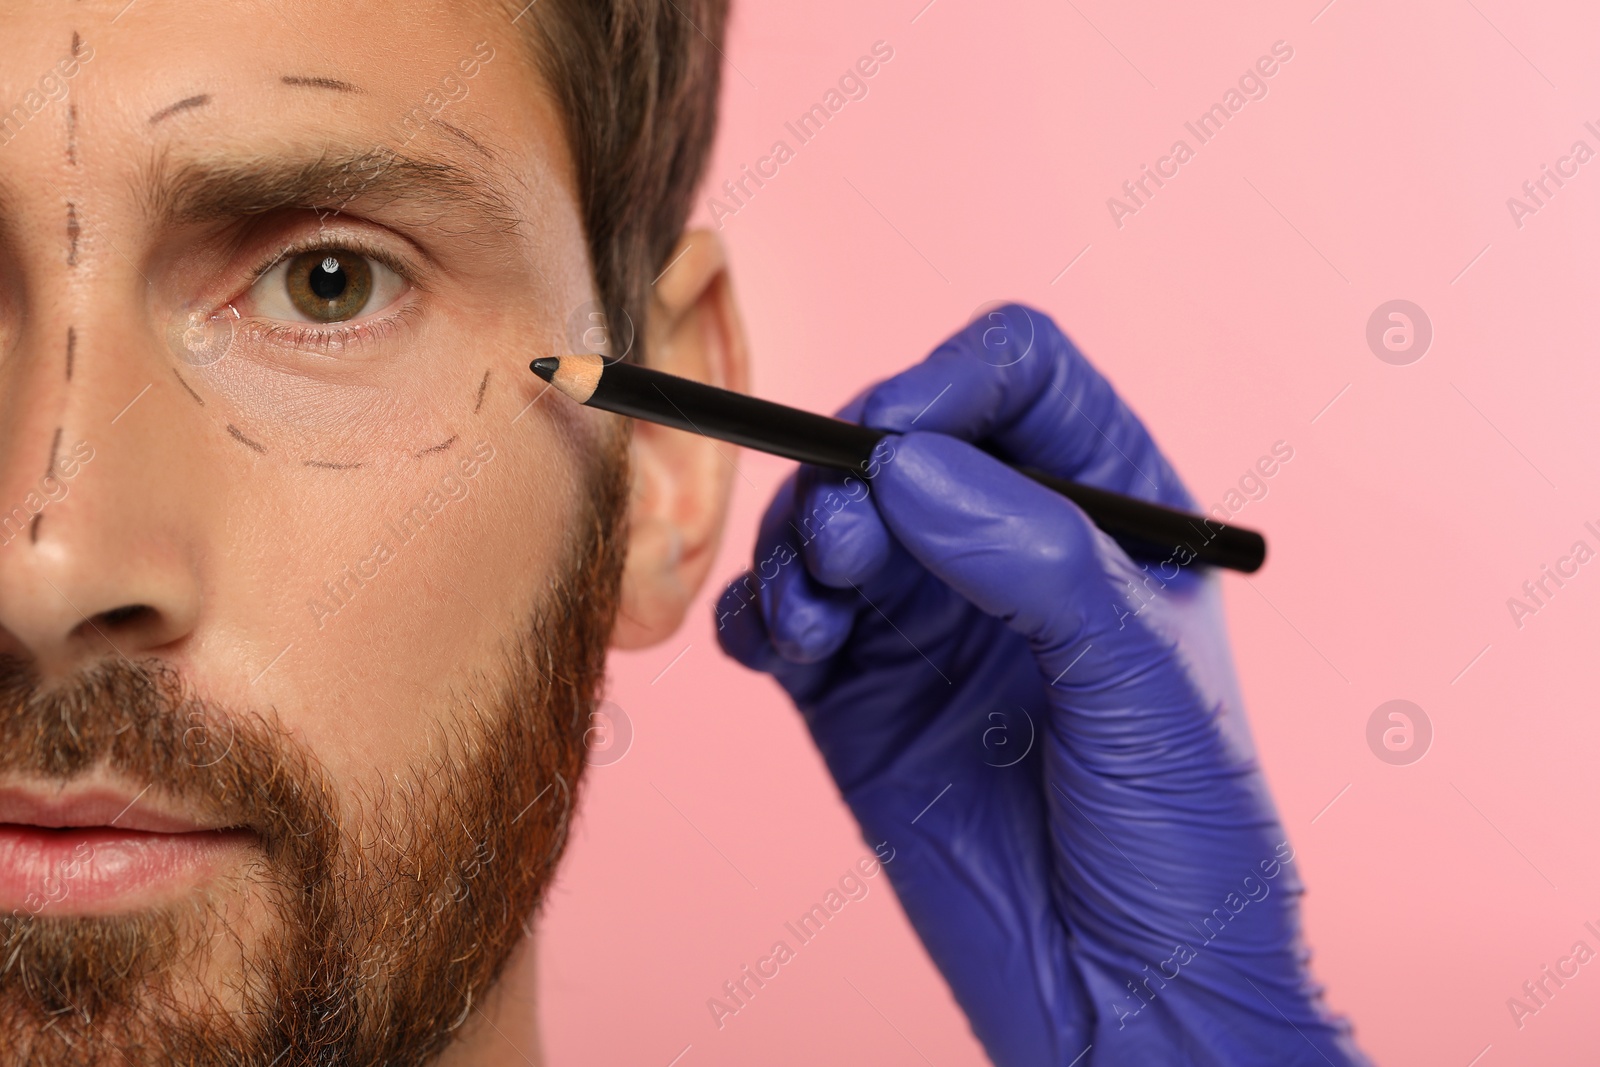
[0,312,206,678]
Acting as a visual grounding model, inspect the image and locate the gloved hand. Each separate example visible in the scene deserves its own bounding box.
[715,306,1369,1066]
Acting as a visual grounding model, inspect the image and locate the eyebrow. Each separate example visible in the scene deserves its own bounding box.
[140,149,519,235]
[281,76,364,94]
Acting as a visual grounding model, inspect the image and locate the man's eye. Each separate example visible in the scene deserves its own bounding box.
[247,249,406,324]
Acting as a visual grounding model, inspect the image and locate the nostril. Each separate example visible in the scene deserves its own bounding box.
[61,600,193,659]
[69,604,163,650]
[92,604,156,630]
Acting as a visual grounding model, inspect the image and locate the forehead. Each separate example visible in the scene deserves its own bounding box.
[0,0,561,208]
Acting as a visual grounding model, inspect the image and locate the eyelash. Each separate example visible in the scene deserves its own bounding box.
[239,303,423,354]
[235,232,420,352]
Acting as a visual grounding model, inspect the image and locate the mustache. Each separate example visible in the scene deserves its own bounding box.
[0,655,336,871]
[0,656,346,1040]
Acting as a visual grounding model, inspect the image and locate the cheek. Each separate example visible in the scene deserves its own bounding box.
[201,363,589,788]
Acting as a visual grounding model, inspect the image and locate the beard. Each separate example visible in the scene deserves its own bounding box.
[0,434,630,1066]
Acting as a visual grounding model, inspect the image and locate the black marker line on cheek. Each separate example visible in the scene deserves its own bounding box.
[474,371,490,414]
[29,514,40,544]
[65,327,74,380]
[226,424,266,454]
[414,434,458,458]
[171,368,205,407]
[304,459,362,471]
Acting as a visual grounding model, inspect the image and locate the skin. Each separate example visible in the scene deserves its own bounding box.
[0,1,747,1063]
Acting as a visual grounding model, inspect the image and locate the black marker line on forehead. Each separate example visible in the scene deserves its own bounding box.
[281,76,364,94]
[149,94,211,126]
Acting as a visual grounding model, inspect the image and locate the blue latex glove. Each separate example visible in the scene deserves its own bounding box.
[715,306,1369,1066]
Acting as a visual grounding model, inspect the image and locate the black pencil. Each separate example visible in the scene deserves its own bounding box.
[530,354,1266,573]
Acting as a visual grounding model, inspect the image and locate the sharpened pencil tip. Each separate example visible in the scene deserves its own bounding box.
[530,357,559,382]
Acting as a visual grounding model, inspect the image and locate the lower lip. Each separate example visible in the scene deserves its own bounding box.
[0,824,254,915]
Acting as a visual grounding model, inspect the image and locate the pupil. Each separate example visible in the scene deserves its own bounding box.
[310,257,347,300]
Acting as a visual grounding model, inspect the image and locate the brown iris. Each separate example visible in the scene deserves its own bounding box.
[284,250,373,322]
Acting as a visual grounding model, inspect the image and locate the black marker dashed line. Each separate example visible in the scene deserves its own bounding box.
[47,427,62,476]
[148,94,210,125]
[30,514,41,544]
[226,424,266,454]
[66,33,83,172]
[474,371,490,413]
[414,434,458,457]
[171,368,204,407]
[303,459,362,471]
[281,76,363,94]
[66,203,80,267]
[65,326,74,380]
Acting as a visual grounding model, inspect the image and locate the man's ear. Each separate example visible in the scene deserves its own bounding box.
[611,229,749,649]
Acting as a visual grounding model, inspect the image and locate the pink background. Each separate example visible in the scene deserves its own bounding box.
[540,1,1600,1064]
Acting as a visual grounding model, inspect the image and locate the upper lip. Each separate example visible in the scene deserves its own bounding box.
[0,784,232,834]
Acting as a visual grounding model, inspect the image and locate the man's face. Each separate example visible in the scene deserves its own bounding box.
[0,1,628,1062]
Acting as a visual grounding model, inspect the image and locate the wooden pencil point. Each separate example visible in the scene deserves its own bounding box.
[531,352,605,403]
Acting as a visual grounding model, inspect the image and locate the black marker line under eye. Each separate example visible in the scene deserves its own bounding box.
[226,424,266,454]
[171,369,205,407]
[414,434,458,458]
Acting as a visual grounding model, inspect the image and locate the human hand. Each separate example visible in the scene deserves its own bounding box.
[715,305,1369,1066]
